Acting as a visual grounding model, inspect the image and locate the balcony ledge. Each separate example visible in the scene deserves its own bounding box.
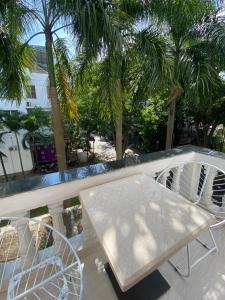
[0,145,219,199]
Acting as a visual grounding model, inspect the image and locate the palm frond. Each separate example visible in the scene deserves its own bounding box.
[133,26,171,94]
[0,111,25,132]
[54,38,79,121]
[51,0,123,60]
[0,38,35,101]
[180,42,222,103]
[95,52,125,122]
[187,11,225,68]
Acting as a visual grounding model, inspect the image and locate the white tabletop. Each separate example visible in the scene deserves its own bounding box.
[79,174,215,292]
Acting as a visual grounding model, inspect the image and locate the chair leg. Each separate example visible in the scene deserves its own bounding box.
[168,228,218,278]
[168,244,191,277]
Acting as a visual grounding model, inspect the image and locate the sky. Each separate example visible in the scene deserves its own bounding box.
[25,0,74,49]
[28,27,76,56]
[30,34,45,46]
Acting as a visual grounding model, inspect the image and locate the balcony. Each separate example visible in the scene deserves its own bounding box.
[1,145,225,299]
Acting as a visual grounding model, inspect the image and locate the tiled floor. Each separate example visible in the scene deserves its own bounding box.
[81,227,225,300]
[1,227,225,299]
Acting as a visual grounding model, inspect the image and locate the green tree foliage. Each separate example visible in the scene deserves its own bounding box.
[178,81,225,148]
[0,0,124,169]
[132,0,225,149]
[22,108,51,167]
[0,1,34,100]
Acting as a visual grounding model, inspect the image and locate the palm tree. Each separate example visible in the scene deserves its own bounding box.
[0,1,34,100]
[122,0,225,149]
[81,24,168,160]
[149,0,225,149]
[0,0,122,171]
[96,52,126,160]
[0,112,25,178]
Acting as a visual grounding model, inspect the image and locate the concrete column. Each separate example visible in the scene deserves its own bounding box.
[11,212,36,268]
[81,207,98,250]
[48,202,66,250]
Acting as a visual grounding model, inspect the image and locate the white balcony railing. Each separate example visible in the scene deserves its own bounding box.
[1,145,225,254]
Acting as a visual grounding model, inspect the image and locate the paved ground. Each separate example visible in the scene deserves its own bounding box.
[93,135,116,162]
[93,134,139,162]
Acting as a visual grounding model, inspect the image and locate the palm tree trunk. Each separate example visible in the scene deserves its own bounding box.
[194,120,201,146]
[122,128,129,155]
[203,123,209,147]
[220,126,225,152]
[166,85,183,149]
[15,133,25,178]
[207,123,217,147]
[115,98,123,160]
[45,31,67,171]
[0,153,8,181]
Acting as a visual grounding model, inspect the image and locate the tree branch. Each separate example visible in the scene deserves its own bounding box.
[53,32,60,40]
[52,23,73,34]
[27,8,45,27]
[25,32,44,46]
[50,11,63,27]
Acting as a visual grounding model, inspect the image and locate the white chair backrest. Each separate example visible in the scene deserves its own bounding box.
[156,161,225,223]
[0,217,83,300]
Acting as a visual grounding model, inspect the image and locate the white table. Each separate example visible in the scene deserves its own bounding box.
[79,174,215,292]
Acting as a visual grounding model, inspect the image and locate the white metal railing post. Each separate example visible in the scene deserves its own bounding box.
[171,165,183,193]
[185,163,202,202]
[200,166,217,208]
[159,169,170,187]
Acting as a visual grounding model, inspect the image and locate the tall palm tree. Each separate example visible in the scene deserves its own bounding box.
[0,112,25,178]
[149,0,225,149]
[122,0,225,149]
[0,0,123,170]
[82,24,168,159]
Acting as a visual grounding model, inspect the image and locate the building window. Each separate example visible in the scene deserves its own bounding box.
[27,85,36,99]
[0,110,18,116]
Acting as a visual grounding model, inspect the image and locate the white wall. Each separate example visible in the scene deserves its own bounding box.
[0,131,33,175]
[0,70,50,113]
[0,70,50,176]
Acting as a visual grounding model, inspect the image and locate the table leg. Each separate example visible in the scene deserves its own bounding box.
[105,264,170,300]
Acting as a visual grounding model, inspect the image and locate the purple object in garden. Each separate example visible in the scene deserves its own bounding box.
[36,144,57,163]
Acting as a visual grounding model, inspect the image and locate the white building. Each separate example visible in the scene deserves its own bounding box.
[0,46,51,178]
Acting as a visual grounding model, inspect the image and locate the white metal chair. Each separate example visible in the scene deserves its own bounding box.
[156,161,225,277]
[0,217,83,300]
